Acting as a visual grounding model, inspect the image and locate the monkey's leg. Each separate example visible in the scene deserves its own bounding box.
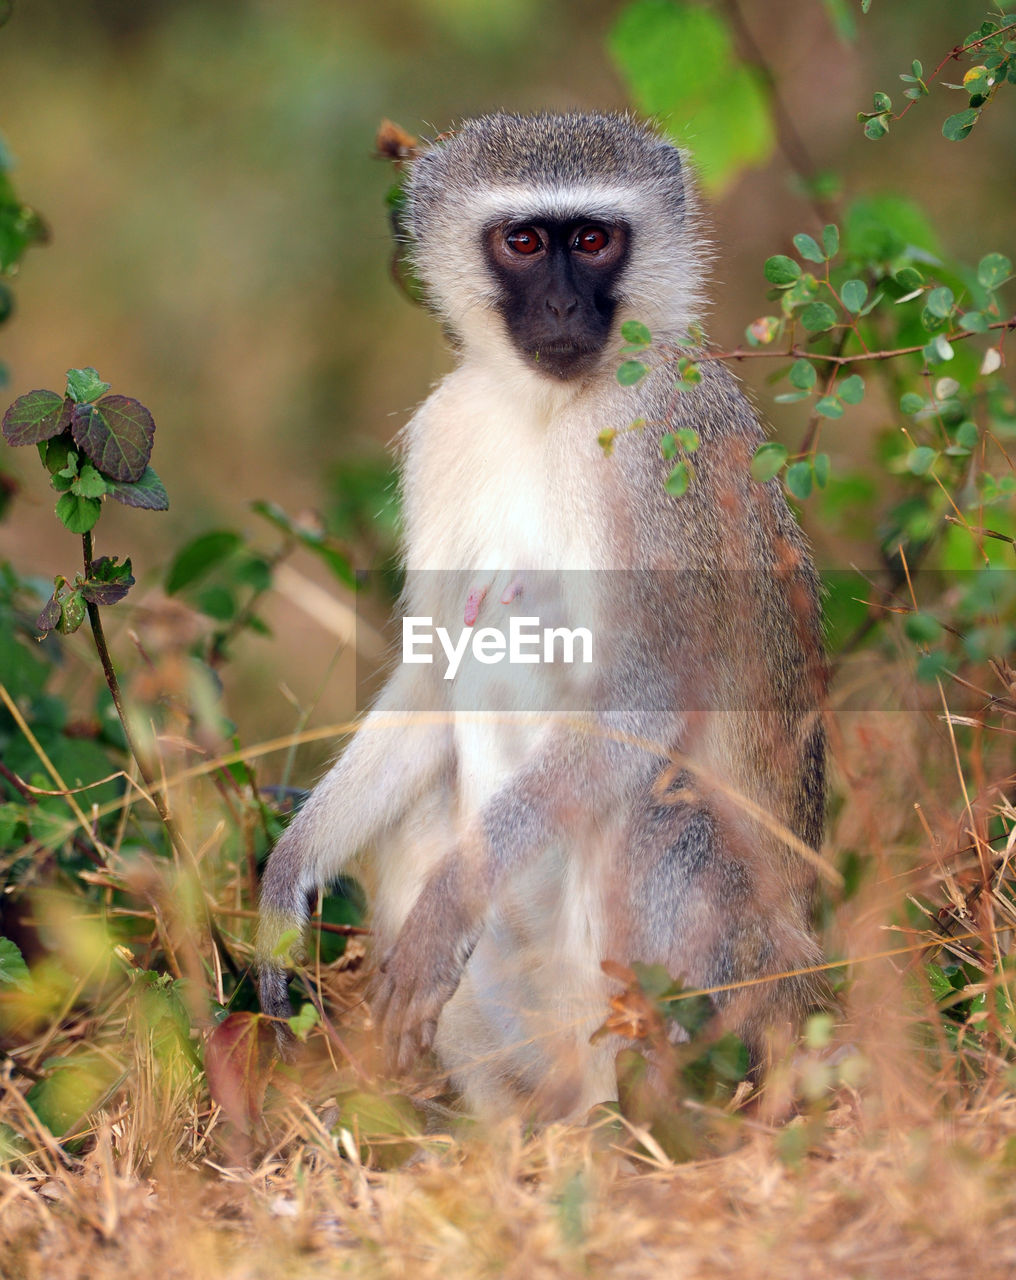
[257,667,452,1038]
[372,709,671,1072]
[627,803,822,1082]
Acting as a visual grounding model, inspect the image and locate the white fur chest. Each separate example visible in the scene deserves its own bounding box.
[402,361,597,574]
[400,361,601,814]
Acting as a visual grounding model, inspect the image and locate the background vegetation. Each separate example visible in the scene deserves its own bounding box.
[1,1,1015,1276]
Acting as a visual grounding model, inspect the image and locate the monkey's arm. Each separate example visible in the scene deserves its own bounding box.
[257,665,453,1034]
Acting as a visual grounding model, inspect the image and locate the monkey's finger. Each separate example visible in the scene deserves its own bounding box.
[418,1016,438,1055]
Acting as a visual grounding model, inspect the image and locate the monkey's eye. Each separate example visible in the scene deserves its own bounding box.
[573,226,610,254]
[506,228,543,255]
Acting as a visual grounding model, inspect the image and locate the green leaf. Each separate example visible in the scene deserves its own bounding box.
[788,359,817,390]
[846,195,939,263]
[926,334,954,363]
[608,0,774,197]
[900,393,924,414]
[813,453,831,488]
[70,395,155,483]
[107,465,169,511]
[872,91,892,113]
[925,286,954,318]
[960,311,988,333]
[799,302,838,332]
[234,555,273,592]
[252,501,356,588]
[196,584,237,621]
[71,463,110,499]
[942,108,978,141]
[287,1003,320,1042]
[774,390,810,404]
[664,460,691,497]
[57,590,87,634]
[821,0,855,41]
[904,612,942,644]
[620,320,652,347]
[926,962,954,1003]
[816,396,844,418]
[916,650,949,683]
[26,1055,118,1140]
[955,421,979,449]
[894,267,924,292]
[793,232,825,263]
[660,432,678,461]
[838,374,865,404]
[764,255,801,285]
[1,389,70,447]
[907,446,938,476]
[977,252,1012,290]
[0,937,31,990]
[0,196,47,273]
[750,442,788,483]
[822,224,840,258]
[863,116,888,140]
[674,427,700,452]
[166,530,242,594]
[55,492,102,534]
[597,427,616,457]
[840,279,867,313]
[617,359,648,386]
[785,461,813,500]
[65,367,111,405]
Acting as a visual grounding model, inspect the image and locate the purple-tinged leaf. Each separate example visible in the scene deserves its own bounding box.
[37,593,62,633]
[205,1012,275,1133]
[108,465,169,510]
[81,556,135,606]
[71,395,155,483]
[80,579,133,606]
[2,390,70,447]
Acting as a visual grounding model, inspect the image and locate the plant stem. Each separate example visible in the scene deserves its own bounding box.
[81,530,172,832]
[81,529,240,977]
[75,520,303,987]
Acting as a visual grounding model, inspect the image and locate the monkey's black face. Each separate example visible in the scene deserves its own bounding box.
[484,217,631,380]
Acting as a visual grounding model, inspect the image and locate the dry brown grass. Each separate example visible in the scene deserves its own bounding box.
[4,1093,1016,1279]
[3,632,1016,1280]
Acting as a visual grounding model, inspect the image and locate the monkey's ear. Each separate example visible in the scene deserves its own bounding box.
[654,139,686,211]
[375,118,419,165]
[383,173,427,307]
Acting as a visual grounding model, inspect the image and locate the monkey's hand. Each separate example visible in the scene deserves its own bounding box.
[372,859,483,1074]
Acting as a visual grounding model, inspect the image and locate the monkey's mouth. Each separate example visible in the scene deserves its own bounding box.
[527,342,602,380]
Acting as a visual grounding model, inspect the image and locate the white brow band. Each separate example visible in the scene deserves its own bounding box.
[465,184,646,224]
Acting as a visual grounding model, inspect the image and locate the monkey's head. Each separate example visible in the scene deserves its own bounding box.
[405,112,705,383]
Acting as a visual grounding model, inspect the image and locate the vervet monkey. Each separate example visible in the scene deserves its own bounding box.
[258,112,826,1118]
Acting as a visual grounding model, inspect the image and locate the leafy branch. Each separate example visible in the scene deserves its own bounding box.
[615,222,1013,503]
[1,367,178,833]
[859,13,1016,141]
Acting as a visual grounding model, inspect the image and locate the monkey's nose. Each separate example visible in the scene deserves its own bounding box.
[545,294,578,318]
